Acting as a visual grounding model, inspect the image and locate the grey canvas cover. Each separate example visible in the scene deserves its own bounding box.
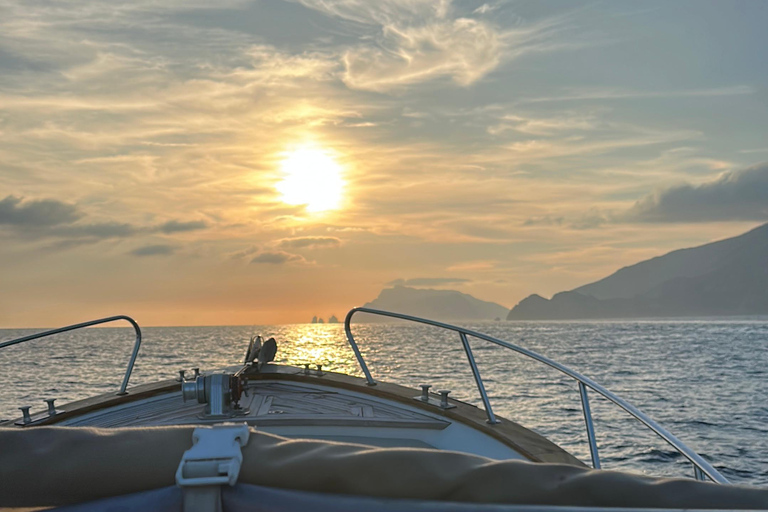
[0,426,766,509]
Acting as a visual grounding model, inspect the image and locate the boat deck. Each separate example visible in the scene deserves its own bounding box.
[1,364,583,465]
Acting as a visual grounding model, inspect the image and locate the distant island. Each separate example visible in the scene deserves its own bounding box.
[311,315,339,324]
[362,285,508,321]
[508,222,768,320]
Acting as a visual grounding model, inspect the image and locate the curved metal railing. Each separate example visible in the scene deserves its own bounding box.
[0,315,142,395]
[344,307,728,484]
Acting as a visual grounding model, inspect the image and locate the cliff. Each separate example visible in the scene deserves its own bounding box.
[508,223,768,320]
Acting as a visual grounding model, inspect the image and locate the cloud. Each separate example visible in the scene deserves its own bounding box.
[521,212,610,230]
[278,236,341,249]
[0,196,81,226]
[523,215,565,227]
[0,195,141,241]
[129,244,176,257]
[342,18,503,92]
[387,277,471,286]
[243,45,338,85]
[157,220,208,233]
[473,3,500,15]
[521,85,755,104]
[488,113,598,136]
[566,209,611,230]
[451,222,514,240]
[0,196,211,245]
[295,0,571,92]
[625,162,768,223]
[56,221,139,239]
[250,251,304,264]
[228,246,259,260]
[447,260,496,271]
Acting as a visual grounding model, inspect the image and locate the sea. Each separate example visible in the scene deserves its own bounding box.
[1,317,767,487]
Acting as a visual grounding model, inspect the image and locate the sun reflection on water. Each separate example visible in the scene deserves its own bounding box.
[273,324,357,374]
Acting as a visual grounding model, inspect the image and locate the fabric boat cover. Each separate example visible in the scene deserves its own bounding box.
[0,426,766,510]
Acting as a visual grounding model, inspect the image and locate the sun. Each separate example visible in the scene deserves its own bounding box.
[276,146,345,213]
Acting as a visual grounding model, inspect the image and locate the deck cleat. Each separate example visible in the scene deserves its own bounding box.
[44,399,57,416]
[19,406,31,424]
[438,390,454,409]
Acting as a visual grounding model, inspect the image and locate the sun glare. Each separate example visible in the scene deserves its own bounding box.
[277,146,345,213]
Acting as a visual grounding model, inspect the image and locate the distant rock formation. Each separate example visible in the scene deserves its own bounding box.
[362,286,508,321]
[311,315,318,324]
[508,223,768,320]
[328,315,339,323]
[318,318,324,324]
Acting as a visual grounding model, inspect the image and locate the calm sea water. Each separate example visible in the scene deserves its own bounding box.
[1,316,766,486]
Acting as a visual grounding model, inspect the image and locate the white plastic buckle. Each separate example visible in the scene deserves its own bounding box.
[176,424,251,487]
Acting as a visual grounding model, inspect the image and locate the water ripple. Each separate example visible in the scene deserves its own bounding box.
[1,320,767,486]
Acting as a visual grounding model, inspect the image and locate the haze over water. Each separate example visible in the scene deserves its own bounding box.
[2,318,766,486]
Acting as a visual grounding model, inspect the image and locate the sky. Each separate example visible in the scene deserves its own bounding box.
[1,0,767,327]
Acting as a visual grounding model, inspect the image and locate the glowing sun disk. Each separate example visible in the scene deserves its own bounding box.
[277,147,345,213]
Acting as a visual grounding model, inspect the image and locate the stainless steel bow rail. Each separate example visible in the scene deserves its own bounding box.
[344,307,728,484]
[0,315,142,395]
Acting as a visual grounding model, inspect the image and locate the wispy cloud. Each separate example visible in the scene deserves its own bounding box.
[523,215,565,227]
[130,244,176,257]
[55,222,139,239]
[387,277,471,286]
[278,236,341,249]
[487,113,598,136]
[157,220,208,233]
[341,19,504,92]
[297,0,572,92]
[520,85,754,104]
[251,251,305,265]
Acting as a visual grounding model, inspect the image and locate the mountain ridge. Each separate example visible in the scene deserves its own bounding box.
[508,223,768,320]
[362,285,508,321]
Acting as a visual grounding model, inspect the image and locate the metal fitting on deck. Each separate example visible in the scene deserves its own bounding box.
[412,386,456,409]
[182,372,247,418]
[44,398,57,416]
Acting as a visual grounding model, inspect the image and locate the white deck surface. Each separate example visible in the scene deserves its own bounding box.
[57,379,526,460]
